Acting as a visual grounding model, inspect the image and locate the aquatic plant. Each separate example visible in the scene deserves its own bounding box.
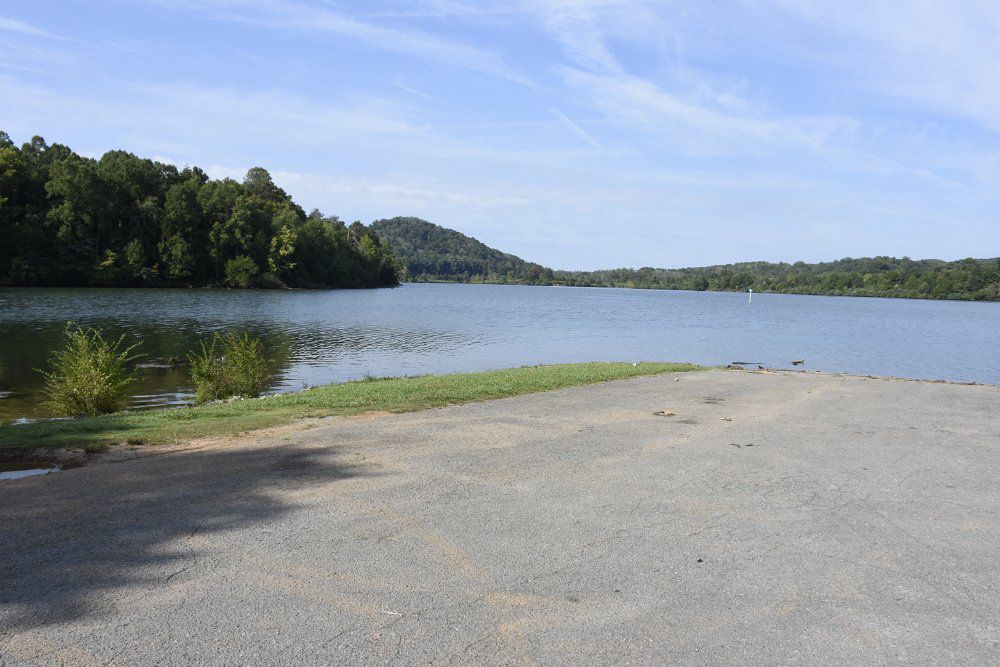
[40,324,139,417]
[188,331,269,403]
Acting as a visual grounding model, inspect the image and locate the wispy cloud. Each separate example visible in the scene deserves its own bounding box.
[158,0,532,86]
[0,16,63,39]
[550,107,606,151]
[779,1,1000,132]
[534,0,997,190]
[1,0,997,267]
[394,82,438,102]
[0,74,423,164]
[559,67,857,158]
[537,2,624,74]
[363,1,508,20]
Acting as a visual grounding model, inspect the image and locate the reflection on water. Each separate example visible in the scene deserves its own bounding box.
[1,284,998,423]
[0,462,61,481]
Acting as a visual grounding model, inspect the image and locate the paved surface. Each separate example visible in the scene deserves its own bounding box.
[1,370,998,665]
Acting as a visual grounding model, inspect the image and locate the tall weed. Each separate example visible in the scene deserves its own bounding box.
[41,323,139,417]
[188,331,269,403]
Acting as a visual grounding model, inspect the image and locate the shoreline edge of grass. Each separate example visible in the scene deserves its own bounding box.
[0,362,705,458]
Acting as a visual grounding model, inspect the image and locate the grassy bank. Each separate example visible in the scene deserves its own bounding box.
[0,362,703,456]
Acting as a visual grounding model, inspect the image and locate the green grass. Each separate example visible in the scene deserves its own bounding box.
[0,362,703,456]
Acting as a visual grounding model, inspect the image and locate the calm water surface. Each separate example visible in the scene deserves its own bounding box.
[1,284,997,423]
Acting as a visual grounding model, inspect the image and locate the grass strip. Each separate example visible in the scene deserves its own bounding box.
[0,362,704,455]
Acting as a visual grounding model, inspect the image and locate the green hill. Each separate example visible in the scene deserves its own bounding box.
[370,217,553,283]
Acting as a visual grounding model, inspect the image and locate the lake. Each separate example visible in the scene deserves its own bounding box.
[1,283,998,424]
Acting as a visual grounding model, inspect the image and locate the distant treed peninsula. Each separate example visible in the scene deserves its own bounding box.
[0,133,399,289]
[373,217,1000,301]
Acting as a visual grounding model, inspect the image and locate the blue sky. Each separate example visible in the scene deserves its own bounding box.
[1,1,997,269]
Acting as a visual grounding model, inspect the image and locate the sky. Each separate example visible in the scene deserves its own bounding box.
[1,1,998,270]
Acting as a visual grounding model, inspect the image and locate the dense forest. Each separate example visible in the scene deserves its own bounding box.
[0,133,400,289]
[370,217,554,283]
[373,217,1000,301]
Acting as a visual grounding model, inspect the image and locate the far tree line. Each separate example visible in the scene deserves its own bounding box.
[0,132,400,289]
[374,217,1000,302]
[553,257,1000,301]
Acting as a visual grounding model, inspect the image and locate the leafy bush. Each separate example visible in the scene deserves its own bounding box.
[224,255,260,288]
[187,331,269,403]
[40,324,139,416]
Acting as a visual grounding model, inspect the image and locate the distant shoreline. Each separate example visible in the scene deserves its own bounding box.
[395,279,1000,303]
[3,280,997,304]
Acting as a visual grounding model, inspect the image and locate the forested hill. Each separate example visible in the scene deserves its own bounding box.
[369,217,1000,301]
[0,133,400,289]
[370,217,554,283]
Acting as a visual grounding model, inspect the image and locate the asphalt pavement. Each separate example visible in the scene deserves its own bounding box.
[1,369,998,664]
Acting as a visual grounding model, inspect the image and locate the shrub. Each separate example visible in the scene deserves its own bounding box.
[40,324,139,417]
[224,255,260,288]
[187,331,269,403]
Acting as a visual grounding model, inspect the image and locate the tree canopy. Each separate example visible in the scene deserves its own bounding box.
[0,132,400,289]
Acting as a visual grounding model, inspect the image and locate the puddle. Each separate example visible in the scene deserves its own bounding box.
[0,462,61,481]
[11,416,74,426]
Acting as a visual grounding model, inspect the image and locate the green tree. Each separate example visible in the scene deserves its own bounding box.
[45,154,108,279]
[243,166,285,203]
[268,224,297,277]
[160,234,195,281]
[224,255,260,288]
